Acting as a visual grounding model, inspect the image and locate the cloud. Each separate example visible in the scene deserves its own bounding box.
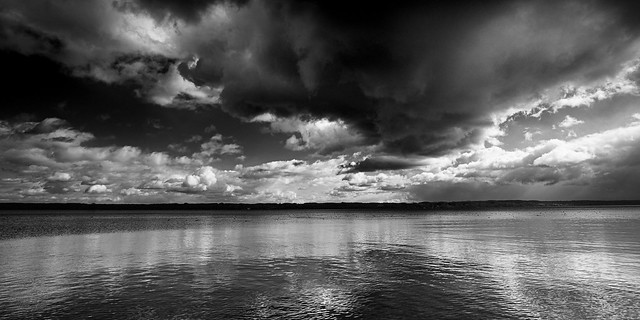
[186,135,203,143]
[232,157,358,202]
[4,112,640,203]
[342,173,380,187]
[196,134,242,158]
[4,1,640,203]
[239,159,313,179]
[168,143,189,154]
[5,0,640,156]
[205,0,640,156]
[224,184,242,193]
[341,172,408,190]
[339,156,422,173]
[0,0,182,62]
[523,130,541,142]
[47,172,71,182]
[250,113,371,153]
[248,190,298,202]
[120,187,145,196]
[181,166,218,191]
[0,0,224,108]
[130,0,249,24]
[146,63,223,107]
[0,118,200,200]
[86,184,110,194]
[20,186,47,196]
[29,118,69,134]
[533,123,640,167]
[558,115,584,128]
[406,111,640,198]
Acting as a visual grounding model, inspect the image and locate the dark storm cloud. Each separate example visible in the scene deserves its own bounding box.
[172,0,640,156]
[0,19,64,56]
[339,157,421,173]
[3,0,640,159]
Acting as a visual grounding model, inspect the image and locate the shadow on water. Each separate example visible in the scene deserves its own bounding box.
[0,212,229,240]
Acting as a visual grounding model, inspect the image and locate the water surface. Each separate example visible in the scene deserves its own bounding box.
[1,208,639,319]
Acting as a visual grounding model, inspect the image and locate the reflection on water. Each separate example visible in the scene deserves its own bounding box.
[1,209,639,319]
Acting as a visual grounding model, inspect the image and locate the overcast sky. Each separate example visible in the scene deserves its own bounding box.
[1,0,640,203]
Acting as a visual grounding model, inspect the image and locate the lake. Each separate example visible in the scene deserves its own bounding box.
[1,208,639,319]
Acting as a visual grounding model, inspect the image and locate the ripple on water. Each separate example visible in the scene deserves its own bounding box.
[1,208,639,319]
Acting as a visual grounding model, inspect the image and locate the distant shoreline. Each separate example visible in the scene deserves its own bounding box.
[1,200,639,211]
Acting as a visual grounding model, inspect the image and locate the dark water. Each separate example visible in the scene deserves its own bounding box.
[1,208,639,319]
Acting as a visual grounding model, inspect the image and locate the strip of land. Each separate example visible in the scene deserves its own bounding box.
[1,200,639,211]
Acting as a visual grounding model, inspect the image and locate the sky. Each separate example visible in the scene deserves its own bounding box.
[1,0,640,203]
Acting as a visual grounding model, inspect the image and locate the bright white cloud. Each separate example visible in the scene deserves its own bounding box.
[182,166,218,191]
[550,61,639,111]
[558,115,584,128]
[409,118,640,188]
[534,123,640,167]
[251,113,368,153]
[86,184,110,194]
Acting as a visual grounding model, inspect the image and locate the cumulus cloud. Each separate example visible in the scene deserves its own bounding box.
[251,113,370,153]
[1,118,359,202]
[194,134,242,160]
[20,186,47,196]
[0,118,215,200]
[120,187,144,196]
[47,172,71,182]
[181,166,218,191]
[1,120,173,178]
[337,172,409,194]
[5,112,640,203]
[86,184,110,194]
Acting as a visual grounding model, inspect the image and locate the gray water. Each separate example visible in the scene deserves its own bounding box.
[0,208,639,319]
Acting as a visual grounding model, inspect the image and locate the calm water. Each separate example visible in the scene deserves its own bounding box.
[1,208,639,319]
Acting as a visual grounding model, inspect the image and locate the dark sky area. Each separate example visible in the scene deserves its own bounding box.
[1,0,640,203]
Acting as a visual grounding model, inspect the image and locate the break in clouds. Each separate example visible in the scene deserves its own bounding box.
[1,0,640,202]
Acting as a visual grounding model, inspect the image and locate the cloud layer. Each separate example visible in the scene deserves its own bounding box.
[4,0,640,155]
[1,0,640,202]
